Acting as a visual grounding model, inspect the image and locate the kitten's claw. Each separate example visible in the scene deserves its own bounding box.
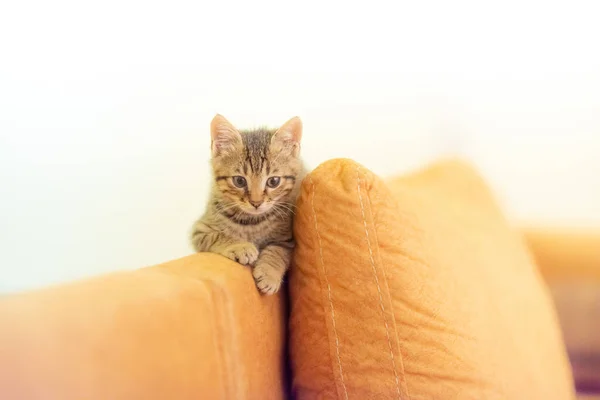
[222,242,259,266]
[252,264,284,295]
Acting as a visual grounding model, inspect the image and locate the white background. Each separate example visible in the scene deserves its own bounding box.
[1,0,599,292]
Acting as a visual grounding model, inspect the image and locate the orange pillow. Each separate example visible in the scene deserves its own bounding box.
[289,159,575,399]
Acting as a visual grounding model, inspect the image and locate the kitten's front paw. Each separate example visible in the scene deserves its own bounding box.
[222,242,259,265]
[252,263,284,295]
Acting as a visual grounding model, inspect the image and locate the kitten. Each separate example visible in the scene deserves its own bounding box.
[190,114,305,295]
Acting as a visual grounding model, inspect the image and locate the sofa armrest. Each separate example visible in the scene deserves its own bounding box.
[523,228,600,393]
[524,228,600,283]
[0,253,287,400]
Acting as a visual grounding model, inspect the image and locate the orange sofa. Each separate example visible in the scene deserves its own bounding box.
[0,159,598,399]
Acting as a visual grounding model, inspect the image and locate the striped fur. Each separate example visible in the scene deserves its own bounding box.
[190,115,306,295]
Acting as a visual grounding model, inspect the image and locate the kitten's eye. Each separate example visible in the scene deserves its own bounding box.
[266,176,281,188]
[232,176,247,188]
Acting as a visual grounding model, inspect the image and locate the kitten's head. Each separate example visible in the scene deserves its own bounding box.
[210,114,303,216]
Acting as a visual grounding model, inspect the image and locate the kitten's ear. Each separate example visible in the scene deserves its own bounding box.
[210,114,242,157]
[271,116,302,157]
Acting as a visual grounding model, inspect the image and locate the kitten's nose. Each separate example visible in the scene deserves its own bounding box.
[249,200,263,209]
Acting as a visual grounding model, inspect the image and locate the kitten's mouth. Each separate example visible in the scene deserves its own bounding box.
[243,204,270,215]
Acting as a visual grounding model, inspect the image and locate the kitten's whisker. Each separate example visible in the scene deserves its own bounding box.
[274,203,296,215]
[281,203,297,211]
[278,201,296,209]
[269,205,284,222]
[271,204,285,217]
[214,202,239,214]
[274,207,287,223]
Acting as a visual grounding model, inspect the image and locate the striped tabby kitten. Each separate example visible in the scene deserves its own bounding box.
[190,114,305,295]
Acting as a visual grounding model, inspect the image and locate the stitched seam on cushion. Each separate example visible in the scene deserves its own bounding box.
[365,185,413,400]
[356,167,403,400]
[204,280,241,400]
[156,266,233,398]
[309,175,349,400]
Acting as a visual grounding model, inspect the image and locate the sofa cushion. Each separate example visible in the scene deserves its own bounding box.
[525,228,600,392]
[289,158,575,399]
